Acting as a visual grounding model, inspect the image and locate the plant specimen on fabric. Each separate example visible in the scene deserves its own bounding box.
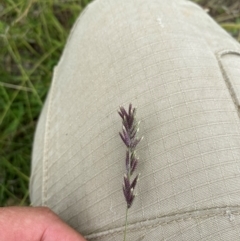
[118,103,143,241]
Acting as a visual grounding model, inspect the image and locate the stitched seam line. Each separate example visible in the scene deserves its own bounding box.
[216,49,240,119]
[41,1,94,205]
[42,66,58,206]
[85,206,240,240]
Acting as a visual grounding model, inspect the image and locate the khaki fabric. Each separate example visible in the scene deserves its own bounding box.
[30,0,240,240]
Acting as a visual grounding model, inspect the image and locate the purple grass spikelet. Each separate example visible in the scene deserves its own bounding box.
[119,103,143,241]
[118,103,143,211]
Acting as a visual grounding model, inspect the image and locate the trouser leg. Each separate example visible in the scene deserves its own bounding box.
[30,0,240,240]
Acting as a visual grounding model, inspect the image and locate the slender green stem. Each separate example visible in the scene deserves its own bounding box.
[123,207,129,241]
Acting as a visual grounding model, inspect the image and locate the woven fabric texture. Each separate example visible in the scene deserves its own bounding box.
[30,0,240,240]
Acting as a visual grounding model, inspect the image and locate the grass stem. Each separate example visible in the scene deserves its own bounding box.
[123,207,129,241]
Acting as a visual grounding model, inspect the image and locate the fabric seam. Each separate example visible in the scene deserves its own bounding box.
[42,66,58,206]
[85,206,240,240]
[216,49,240,119]
[41,1,94,206]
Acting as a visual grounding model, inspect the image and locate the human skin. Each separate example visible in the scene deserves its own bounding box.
[0,206,87,241]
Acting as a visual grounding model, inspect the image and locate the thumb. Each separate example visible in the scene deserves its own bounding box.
[0,206,87,241]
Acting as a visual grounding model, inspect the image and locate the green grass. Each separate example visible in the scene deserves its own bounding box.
[0,0,239,207]
[0,0,92,206]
